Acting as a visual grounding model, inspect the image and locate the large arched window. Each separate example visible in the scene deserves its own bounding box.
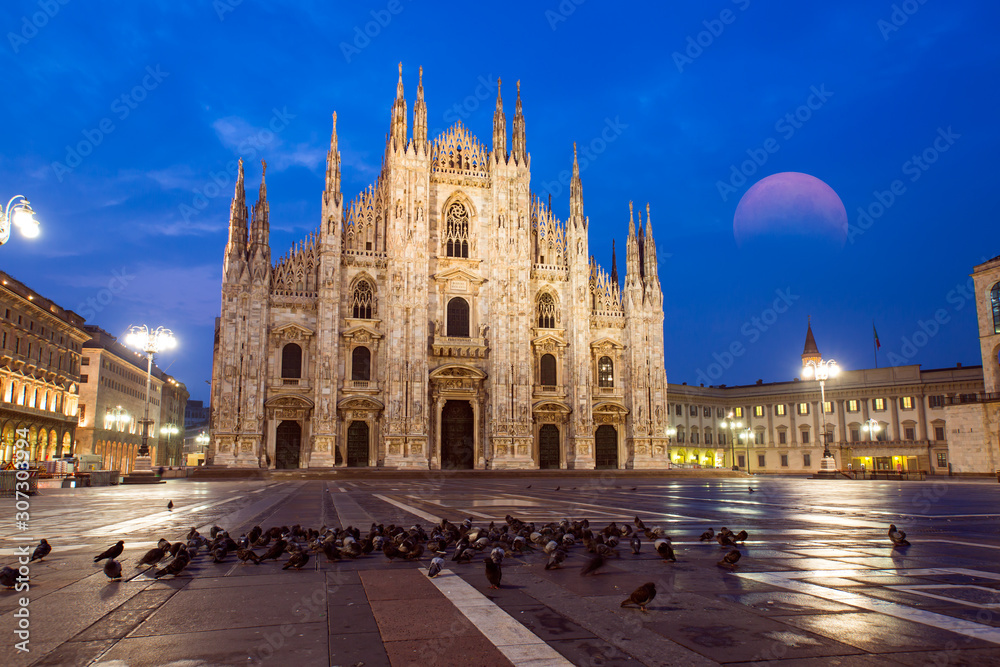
[537,292,556,329]
[351,279,375,319]
[352,346,371,381]
[540,354,557,386]
[992,282,1000,334]
[447,297,470,337]
[445,202,470,258]
[598,356,614,387]
[281,343,302,378]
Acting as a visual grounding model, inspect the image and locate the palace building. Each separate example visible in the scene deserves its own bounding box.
[209,65,669,470]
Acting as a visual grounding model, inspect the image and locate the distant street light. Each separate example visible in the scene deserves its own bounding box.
[721,412,742,471]
[742,427,754,473]
[104,405,130,432]
[123,325,176,480]
[665,426,676,468]
[0,195,39,245]
[161,423,179,466]
[863,418,881,441]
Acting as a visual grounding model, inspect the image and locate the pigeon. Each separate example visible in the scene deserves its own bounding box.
[282,551,310,570]
[526,485,531,489]
[322,543,341,562]
[236,548,261,565]
[154,550,190,578]
[485,558,502,589]
[654,538,676,562]
[167,500,173,511]
[544,548,567,570]
[699,528,715,542]
[212,547,228,563]
[630,535,642,555]
[260,539,287,562]
[888,524,910,547]
[103,559,122,580]
[0,566,17,588]
[428,557,445,578]
[718,549,741,568]
[748,487,755,494]
[580,552,607,576]
[621,582,657,612]
[734,530,749,544]
[555,486,560,491]
[717,532,736,547]
[490,547,505,565]
[30,539,51,562]
[634,516,646,531]
[157,538,171,551]
[136,547,167,567]
[94,541,124,563]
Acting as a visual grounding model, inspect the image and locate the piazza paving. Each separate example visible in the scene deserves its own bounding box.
[2,474,1000,666]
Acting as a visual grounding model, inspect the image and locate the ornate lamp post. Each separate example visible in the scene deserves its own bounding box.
[803,357,840,474]
[862,418,881,441]
[0,195,40,246]
[161,424,179,466]
[720,412,742,471]
[122,325,176,483]
[665,426,676,468]
[196,431,210,466]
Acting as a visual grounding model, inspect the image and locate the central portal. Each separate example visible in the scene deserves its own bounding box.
[441,400,474,470]
[275,421,301,469]
[347,421,369,467]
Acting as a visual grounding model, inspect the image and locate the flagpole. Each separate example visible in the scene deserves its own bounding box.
[873,321,878,369]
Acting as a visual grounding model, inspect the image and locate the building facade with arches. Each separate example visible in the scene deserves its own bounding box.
[210,66,669,470]
[0,272,88,464]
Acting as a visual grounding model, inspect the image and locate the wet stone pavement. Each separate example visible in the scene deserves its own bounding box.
[2,476,1000,665]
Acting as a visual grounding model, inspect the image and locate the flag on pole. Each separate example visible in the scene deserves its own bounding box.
[873,324,881,350]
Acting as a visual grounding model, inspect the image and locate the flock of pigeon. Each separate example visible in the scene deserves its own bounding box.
[0,499,913,614]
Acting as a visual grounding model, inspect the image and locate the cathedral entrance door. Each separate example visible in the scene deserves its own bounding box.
[441,400,474,470]
[539,424,560,469]
[275,421,301,469]
[595,424,618,469]
[347,421,369,467]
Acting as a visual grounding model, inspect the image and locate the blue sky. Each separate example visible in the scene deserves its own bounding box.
[2,1,998,402]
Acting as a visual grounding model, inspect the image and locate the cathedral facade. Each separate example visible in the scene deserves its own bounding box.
[209,65,669,470]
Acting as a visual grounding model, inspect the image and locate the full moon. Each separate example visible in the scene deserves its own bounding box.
[733,172,848,249]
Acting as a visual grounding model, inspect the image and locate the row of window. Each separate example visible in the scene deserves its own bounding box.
[2,308,81,351]
[675,424,946,445]
[1,379,68,413]
[676,395,959,420]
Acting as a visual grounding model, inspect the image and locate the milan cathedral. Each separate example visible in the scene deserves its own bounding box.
[210,65,669,470]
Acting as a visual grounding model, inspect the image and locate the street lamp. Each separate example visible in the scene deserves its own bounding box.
[665,426,676,467]
[196,431,210,466]
[802,358,840,465]
[104,405,131,432]
[862,418,881,441]
[123,325,176,480]
[720,412,742,471]
[741,427,754,473]
[0,195,40,246]
[161,424,179,466]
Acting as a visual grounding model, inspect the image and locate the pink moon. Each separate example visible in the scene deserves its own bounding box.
[733,172,848,248]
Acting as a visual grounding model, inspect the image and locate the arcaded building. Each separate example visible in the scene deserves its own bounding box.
[210,66,669,470]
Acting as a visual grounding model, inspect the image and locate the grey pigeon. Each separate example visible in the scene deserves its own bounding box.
[699,528,715,542]
[157,538,171,551]
[167,500,173,511]
[428,557,444,578]
[621,582,656,612]
[888,524,910,547]
[236,548,260,565]
[0,566,17,588]
[630,536,641,555]
[136,547,166,567]
[544,548,567,570]
[734,530,749,544]
[212,547,228,563]
[580,552,607,576]
[30,539,51,562]
[260,539,287,561]
[103,559,122,580]
[94,541,124,563]
[654,538,676,562]
[718,549,741,568]
[485,558,502,589]
[490,547,505,565]
[282,550,310,570]
[322,543,341,562]
[154,550,190,578]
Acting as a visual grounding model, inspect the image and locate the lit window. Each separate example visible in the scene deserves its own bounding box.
[847,399,859,412]
[937,452,948,467]
[992,282,1000,334]
[775,404,786,416]
[901,396,914,409]
[798,403,809,415]
[754,405,763,417]
[597,356,614,388]
[823,401,833,413]
[874,398,886,411]
[733,407,743,418]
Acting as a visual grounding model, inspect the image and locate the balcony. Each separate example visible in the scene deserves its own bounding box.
[431,335,487,359]
[268,378,310,391]
[343,380,379,395]
[945,393,1000,405]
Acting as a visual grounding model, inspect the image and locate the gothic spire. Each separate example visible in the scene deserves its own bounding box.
[610,239,619,285]
[324,113,341,206]
[643,202,660,291]
[512,80,527,166]
[570,142,584,223]
[625,201,642,292]
[224,158,248,277]
[413,66,427,152]
[389,62,407,151]
[492,77,506,162]
[249,160,270,271]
